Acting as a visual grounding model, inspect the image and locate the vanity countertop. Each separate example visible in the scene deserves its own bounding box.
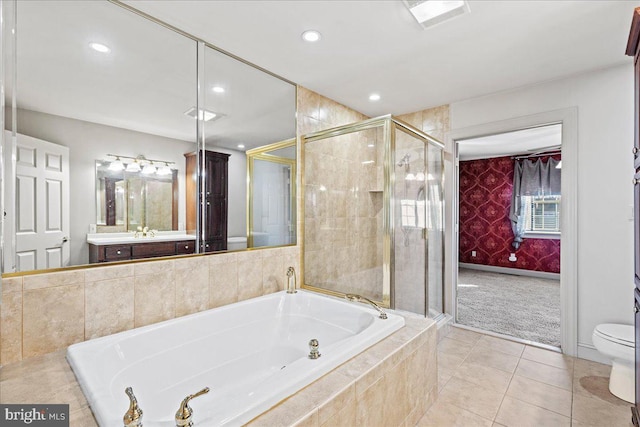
[86,232,196,245]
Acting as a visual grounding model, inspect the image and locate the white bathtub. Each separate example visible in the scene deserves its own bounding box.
[67,290,404,426]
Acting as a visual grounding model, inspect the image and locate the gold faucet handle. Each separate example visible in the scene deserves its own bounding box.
[123,387,143,427]
[175,387,210,427]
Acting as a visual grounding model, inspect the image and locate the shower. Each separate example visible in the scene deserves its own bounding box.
[301,115,445,318]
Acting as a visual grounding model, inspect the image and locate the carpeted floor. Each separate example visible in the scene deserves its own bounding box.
[457,268,561,347]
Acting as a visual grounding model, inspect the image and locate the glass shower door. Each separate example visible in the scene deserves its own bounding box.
[393,124,444,317]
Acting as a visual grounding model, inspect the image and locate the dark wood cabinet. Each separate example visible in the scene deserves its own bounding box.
[185,150,230,252]
[89,240,195,263]
[626,8,640,424]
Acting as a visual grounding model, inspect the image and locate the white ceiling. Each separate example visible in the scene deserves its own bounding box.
[458,123,562,161]
[125,0,636,117]
[16,1,637,153]
[16,1,296,150]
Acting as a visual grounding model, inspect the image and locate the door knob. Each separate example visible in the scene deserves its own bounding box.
[62,236,69,243]
[634,147,639,155]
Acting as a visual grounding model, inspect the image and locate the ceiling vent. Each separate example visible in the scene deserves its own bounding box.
[403,1,470,29]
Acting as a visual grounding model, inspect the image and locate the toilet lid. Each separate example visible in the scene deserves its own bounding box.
[595,324,635,346]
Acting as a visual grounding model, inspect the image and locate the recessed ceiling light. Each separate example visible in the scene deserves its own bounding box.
[403,0,469,29]
[369,93,381,102]
[237,144,245,149]
[301,30,321,42]
[89,42,110,53]
[212,86,225,93]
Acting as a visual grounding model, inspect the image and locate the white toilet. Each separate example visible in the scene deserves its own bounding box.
[592,323,635,403]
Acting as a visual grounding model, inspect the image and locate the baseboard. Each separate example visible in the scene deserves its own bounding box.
[459,262,560,280]
[577,342,611,365]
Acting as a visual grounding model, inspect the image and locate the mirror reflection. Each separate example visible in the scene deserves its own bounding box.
[4,1,296,274]
[247,140,296,249]
[95,157,178,231]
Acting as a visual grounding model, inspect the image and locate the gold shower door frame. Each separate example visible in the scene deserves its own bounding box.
[301,115,444,311]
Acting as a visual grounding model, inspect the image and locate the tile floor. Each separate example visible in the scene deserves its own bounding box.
[416,326,633,427]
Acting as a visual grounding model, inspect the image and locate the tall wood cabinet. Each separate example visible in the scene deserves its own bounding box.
[626,7,640,425]
[185,150,230,252]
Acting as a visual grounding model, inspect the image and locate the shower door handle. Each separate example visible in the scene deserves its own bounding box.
[422,228,427,240]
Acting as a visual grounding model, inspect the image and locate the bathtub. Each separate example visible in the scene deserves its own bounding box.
[67,290,404,426]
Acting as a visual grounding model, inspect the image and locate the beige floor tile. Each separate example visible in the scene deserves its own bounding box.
[515,359,572,390]
[572,370,628,406]
[506,375,572,417]
[437,337,475,359]
[495,396,570,427]
[416,401,492,427]
[571,392,634,426]
[438,377,505,421]
[437,351,466,372]
[521,345,574,371]
[446,327,483,345]
[453,360,513,394]
[438,367,454,393]
[573,358,611,378]
[464,347,520,373]
[476,335,525,357]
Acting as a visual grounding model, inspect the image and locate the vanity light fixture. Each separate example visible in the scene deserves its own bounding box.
[108,157,125,171]
[361,160,375,165]
[212,86,225,93]
[157,163,173,176]
[141,162,157,175]
[301,30,321,42]
[403,0,470,29]
[369,93,381,102]
[415,172,426,181]
[89,42,111,53]
[107,154,175,175]
[126,160,141,173]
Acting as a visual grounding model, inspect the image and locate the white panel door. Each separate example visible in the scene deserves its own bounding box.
[6,133,70,271]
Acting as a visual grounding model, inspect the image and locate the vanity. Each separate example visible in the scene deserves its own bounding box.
[87,233,196,263]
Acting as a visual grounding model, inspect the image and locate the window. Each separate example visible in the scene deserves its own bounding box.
[522,195,561,236]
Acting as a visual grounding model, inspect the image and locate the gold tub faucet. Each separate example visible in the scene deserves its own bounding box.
[175,387,210,427]
[123,387,143,427]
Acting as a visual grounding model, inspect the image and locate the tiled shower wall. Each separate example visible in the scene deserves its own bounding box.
[305,127,386,300]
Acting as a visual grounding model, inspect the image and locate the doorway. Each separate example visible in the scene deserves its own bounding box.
[456,124,561,347]
[447,108,578,355]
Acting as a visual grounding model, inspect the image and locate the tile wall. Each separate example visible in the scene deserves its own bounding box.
[0,247,300,364]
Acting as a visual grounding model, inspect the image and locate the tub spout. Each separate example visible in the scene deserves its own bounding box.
[286,266,297,294]
[345,294,388,319]
[123,387,143,427]
[175,387,210,427]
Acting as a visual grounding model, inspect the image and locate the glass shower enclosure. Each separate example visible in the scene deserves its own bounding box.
[302,115,444,317]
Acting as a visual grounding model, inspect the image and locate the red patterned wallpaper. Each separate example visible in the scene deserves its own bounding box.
[459,155,561,273]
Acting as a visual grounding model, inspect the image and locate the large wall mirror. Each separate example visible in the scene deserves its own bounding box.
[3,0,296,274]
